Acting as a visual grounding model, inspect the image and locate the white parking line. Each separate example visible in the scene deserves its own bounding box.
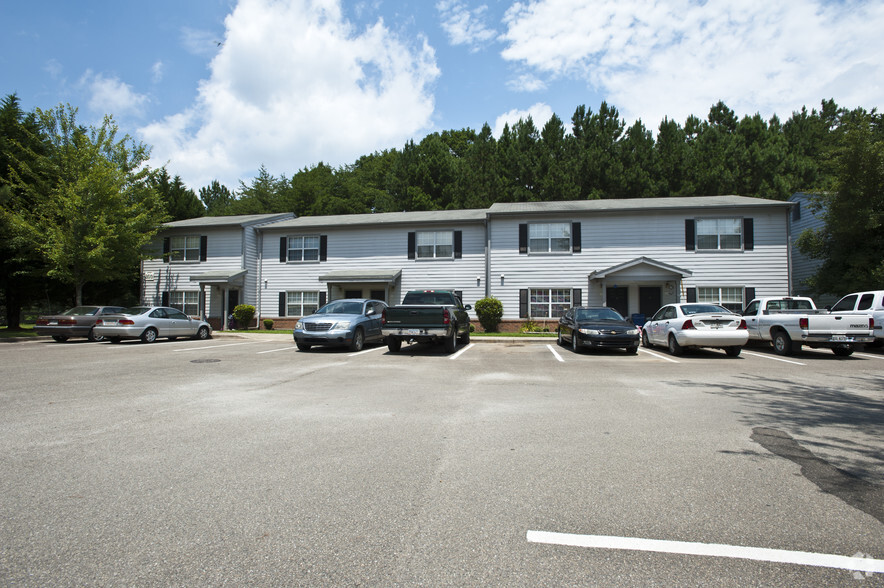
[449,343,475,360]
[855,352,884,360]
[547,344,565,363]
[741,350,807,365]
[173,341,261,352]
[637,348,680,363]
[257,346,297,354]
[348,346,386,357]
[527,531,884,575]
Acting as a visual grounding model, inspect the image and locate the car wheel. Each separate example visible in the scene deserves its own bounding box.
[557,328,564,346]
[832,346,853,357]
[641,330,651,348]
[460,327,470,344]
[196,326,211,340]
[444,327,458,354]
[668,334,683,356]
[296,342,312,351]
[87,328,104,342]
[387,337,402,352]
[350,328,365,352]
[51,335,69,343]
[725,346,742,357]
[626,345,639,354]
[571,331,580,353]
[772,330,793,356]
[141,328,158,344]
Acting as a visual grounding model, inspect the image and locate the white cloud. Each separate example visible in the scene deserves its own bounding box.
[80,71,149,118]
[151,61,165,84]
[506,73,546,93]
[499,0,884,127]
[141,0,440,190]
[436,0,496,51]
[493,102,553,137]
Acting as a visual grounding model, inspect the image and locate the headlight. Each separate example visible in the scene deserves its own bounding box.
[295,321,303,330]
[331,321,351,330]
[578,328,600,335]
[627,329,639,335]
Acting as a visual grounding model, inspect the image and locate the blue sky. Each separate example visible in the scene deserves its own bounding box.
[3,0,883,191]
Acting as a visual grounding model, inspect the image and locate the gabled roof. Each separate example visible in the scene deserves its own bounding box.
[589,257,692,279]
[263,208,487,231]
[162,213,295,229]
[489,195,791,216]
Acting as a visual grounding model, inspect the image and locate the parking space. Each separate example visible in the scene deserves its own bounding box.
[1,337,882,585]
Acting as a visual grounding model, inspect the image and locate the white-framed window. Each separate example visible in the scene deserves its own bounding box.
[287,291,319,316]
[170,291,200,316]
[416,231,454,259]
[696,218,742,250]
[530,288,571,318]
[170,236,200,262]
[287,236,320,262]
[529,223,571,254]
[698,286,744,313]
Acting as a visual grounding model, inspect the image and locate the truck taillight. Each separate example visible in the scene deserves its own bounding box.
[871,318,876,329]
[799,317,808,329]
[738,320,747,330]
[443,308,450,325]
[381,309,387,325]
[682,320,694,330]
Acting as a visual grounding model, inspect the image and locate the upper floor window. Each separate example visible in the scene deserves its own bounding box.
[288,236,320,262]
[170,236,201,261]
[529,223,571,253]
[417,231,453,259]
[696,219,742,250]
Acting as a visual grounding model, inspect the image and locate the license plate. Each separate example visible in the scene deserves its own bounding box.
[104,321,118,326]
[830,335,852,342]
[49,320,58,325]
[405,329,422,335]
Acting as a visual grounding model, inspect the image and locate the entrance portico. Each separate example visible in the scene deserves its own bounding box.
[589,257,692,323]
[190,269,247,330]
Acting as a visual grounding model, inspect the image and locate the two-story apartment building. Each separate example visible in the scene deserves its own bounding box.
[144,196,795,330]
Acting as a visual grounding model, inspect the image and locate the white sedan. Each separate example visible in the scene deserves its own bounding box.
[642,303,748,357]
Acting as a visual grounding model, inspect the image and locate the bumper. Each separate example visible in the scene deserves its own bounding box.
[576,334,639,349]
[293,329,353,347]
[93,326,146,339]
[801,334,875,345]
[676,330,749,348]
[382,327,448,339]
[34,325,91,337]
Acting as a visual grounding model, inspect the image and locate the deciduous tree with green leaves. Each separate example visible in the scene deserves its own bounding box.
[11,104,166,306]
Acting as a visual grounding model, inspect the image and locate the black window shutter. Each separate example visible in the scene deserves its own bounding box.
[571,222,581,253]
[163,237,170,263]
[319,292,327,307]
[743,218,754,250]
[407,232,416,260]
[519,289,528,318]
[279,292,286,316]
[744,287,756,305]
[320,235,328,261]
[161,291,169,307]
[199,236,208,261]
[573,288,582,307]
[518,224,528,254]
[279,237,287,263]
[686,287,697,303]
[685,219,696,251]
[454,231,462,259]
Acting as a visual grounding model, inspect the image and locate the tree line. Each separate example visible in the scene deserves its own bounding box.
[1,92,882,327]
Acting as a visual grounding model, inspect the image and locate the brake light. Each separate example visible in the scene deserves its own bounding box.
[682,319,694,330]
[36,319,48,325]
[120,319,135,325]
[738,320,747,330]
[799,317,808,329]
[443,308,451,325]
[95,319,103,325]
[381,309,387,325]
[871,318,876,329]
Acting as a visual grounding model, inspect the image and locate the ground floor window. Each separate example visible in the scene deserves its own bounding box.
[287,291,319,316]
[530,288,571,318]
[170,291,200,316]
[698,286,744,313]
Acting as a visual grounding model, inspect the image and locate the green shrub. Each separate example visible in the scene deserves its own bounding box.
[232,304,256,329]
[474,296,504,332]
[263,318,274,330]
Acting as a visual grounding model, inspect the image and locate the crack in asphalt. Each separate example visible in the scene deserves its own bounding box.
[751,427,884,525]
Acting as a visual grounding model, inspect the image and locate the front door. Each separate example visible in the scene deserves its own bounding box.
[227,290,239,328]
[639,287,662,319]
[606,287,628,318]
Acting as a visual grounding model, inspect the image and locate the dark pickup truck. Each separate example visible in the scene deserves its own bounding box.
[381,290,472,353]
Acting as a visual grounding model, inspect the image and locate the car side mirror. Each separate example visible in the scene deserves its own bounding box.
[366,308,375,316]
[464,304,472,311]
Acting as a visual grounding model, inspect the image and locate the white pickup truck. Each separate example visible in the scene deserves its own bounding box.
[742,296,874,357]
[829,290,884,346]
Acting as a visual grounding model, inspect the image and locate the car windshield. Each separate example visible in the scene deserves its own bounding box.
[315,301,364,315]
[62,306,99,316]
[121,307,151,315]
[575,308,624,322]
[681,304,732,315]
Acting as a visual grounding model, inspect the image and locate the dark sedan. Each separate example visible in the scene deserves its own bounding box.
[557,307,641,354]
[35,305,127,342]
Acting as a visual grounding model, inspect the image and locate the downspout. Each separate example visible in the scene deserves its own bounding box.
[484,213,491,298]
[256,229,264,322]
[785,204,793,296]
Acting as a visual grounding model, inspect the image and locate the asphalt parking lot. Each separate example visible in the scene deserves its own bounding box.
[1,335,882,586]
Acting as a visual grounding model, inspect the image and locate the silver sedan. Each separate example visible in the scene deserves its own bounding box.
[94,306,212,343]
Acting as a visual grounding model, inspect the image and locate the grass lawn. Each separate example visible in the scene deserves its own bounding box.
[0,325,40,338]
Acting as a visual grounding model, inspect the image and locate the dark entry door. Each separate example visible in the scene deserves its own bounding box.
[228,290,239,311]
[606,287,628,317]
[639,286,662,317]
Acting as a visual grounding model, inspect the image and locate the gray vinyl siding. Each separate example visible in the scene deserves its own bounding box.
[488,207,791,319]
[259,224,485,318]
[789,193,826,296]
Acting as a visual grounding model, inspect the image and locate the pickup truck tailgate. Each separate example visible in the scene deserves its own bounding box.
[806,314,872,334]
